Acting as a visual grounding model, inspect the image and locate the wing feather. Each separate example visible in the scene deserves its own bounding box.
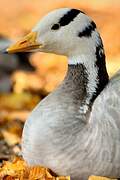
[90,70,120,124]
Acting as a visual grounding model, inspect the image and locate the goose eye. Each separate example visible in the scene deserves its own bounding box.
[51,23,60,30]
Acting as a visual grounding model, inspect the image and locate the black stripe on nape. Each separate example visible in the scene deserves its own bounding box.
[78,21,96,38]
[58,9,83,27]
[95,41,109,91]
[91,39,109,103]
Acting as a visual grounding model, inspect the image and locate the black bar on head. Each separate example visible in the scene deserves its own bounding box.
[78,21,96,38]
[58,9,83,27]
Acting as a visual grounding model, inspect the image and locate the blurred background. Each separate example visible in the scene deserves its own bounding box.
[0,0,120,163]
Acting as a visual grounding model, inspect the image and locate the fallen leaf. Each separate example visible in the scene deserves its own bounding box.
[1,130,20,146]
[89,176,116,180]
[0,157,70,180]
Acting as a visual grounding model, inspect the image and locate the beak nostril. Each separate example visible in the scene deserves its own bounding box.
[7,32,41,53]
[20,40,28,45]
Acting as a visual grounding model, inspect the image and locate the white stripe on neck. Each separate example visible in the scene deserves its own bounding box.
[68,54,98,106]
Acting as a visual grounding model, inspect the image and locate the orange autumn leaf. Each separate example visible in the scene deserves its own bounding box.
[1,130,20,146]
[0,157,115,180]
[89,176,116,180]
[0,157,70,180]
[0,157,26,179]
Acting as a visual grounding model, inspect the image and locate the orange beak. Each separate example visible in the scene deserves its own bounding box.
[7,32,43,53]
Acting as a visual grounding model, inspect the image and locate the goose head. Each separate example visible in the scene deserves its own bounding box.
[7,8,102,59]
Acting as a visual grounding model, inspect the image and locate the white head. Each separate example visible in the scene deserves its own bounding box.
[7,8,104,60]
[7,8,108,105]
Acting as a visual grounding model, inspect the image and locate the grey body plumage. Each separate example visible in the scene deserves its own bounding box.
[9,8,120,180]
[22,66,120,180]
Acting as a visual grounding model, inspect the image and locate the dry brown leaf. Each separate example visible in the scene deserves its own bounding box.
[0,157,117,180]
[0,157,26,179]
[0,93,40,111]
[89,176,116,180]
[1,130,20,146]
[0,157,70,180]
[0,110,29,122]
[0,157,115,180]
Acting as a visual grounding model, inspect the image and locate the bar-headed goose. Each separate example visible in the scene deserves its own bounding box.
[7,8,120,180]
